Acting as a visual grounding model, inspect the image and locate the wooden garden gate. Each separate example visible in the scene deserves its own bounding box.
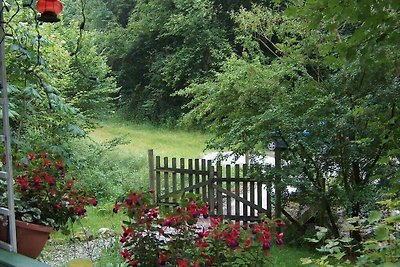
[148,149,272,222]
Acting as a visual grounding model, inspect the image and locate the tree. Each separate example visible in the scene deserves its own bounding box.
[180,2,400,237]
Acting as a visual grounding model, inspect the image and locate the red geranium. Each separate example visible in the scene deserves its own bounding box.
[11,152,97,230]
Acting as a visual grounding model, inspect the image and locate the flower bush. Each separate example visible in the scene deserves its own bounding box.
[114,191,285,266]
[2,152,97,231]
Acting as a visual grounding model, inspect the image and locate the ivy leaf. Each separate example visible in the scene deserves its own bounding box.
[368,211,381,224]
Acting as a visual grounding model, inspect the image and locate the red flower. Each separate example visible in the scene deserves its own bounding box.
[200,204,209,218]
[28,154,36,160]
[41,152,49,159]
[54,203,62,210]
[66,180,74,190]
[275,232,284,245]
[90,198,98,206]
[225,233,239,249]
[55,161,64,170]
[187,201,200,218]
[198,227,209,238]
[44,174,55,186]
[158,251,169,266]
[43,159,52,167]
[16,176,29,191]
[195,239,209,248]
[121,249,132,260]
[113,201,121,213]
[177,258,190,267]
[33,176,41,187]
[210,217,222,228]
[245,237,251,249]
[129,259,139,267]
[75,206,86,216]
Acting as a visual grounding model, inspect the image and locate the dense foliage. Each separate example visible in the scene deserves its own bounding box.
[1,1,399,265]
[180,0,400,243]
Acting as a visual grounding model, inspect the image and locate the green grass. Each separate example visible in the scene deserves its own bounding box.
[90,119,211,159]
[270,246,317,266]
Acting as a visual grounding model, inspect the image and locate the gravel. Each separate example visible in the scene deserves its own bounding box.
[38,236,117,266]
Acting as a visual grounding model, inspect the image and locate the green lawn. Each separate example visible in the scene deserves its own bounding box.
[90,119,211,159]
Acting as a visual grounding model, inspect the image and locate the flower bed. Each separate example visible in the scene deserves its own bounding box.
[113,191,285,266]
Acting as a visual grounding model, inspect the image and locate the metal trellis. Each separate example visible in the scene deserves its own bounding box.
[0,0,17,253]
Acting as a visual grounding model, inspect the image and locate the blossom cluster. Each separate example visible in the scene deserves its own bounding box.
[114,191,285,267]
[13,152,97,229]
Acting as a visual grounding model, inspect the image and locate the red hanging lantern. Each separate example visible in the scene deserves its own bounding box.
[36,0,64,23]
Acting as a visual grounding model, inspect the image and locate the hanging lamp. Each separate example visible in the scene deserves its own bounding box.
[36,0,63,23]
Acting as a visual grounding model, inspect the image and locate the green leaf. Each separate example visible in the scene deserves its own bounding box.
[375,225,389,241]
[334,252,345,260]
[384,215,400,223]
[305,238,320,243]
[368,211,382,224]
[300,258,313,265]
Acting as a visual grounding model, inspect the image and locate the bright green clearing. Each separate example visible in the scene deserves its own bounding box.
[90,119,211,159]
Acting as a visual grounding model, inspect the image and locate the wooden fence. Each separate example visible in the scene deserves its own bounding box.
[148,149,272,222]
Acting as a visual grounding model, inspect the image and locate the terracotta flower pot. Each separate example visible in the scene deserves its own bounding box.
[0,220,53,259]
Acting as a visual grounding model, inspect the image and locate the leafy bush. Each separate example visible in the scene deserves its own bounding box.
[301,199,400,266]
[67,138,148,202]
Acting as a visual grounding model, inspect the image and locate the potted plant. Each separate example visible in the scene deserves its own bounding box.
[0,152,97,258]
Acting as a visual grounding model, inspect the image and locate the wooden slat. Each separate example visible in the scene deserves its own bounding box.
[267,183,272,218]
[154,167,209,176]
[195,159,200,194]
[172,158,177,201]
[159,180,209,200]
[216,163,223,216]
[226,165,232,218]
[163,157,170,210]
[180,158,185,193]
[213,177,263,183]
[235,164,240,221]
[208,163,215,216]
[201,159,207,203]
[257,181,263,216]
[188,159,193,192]
[243,164,248,223]
[155,156,161,202]
[250,179,255,217]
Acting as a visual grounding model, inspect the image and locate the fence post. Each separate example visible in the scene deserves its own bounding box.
[274,149,282,218]
[148,149,155,201]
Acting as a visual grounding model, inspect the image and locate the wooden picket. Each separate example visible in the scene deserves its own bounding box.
[148,149,272,222]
